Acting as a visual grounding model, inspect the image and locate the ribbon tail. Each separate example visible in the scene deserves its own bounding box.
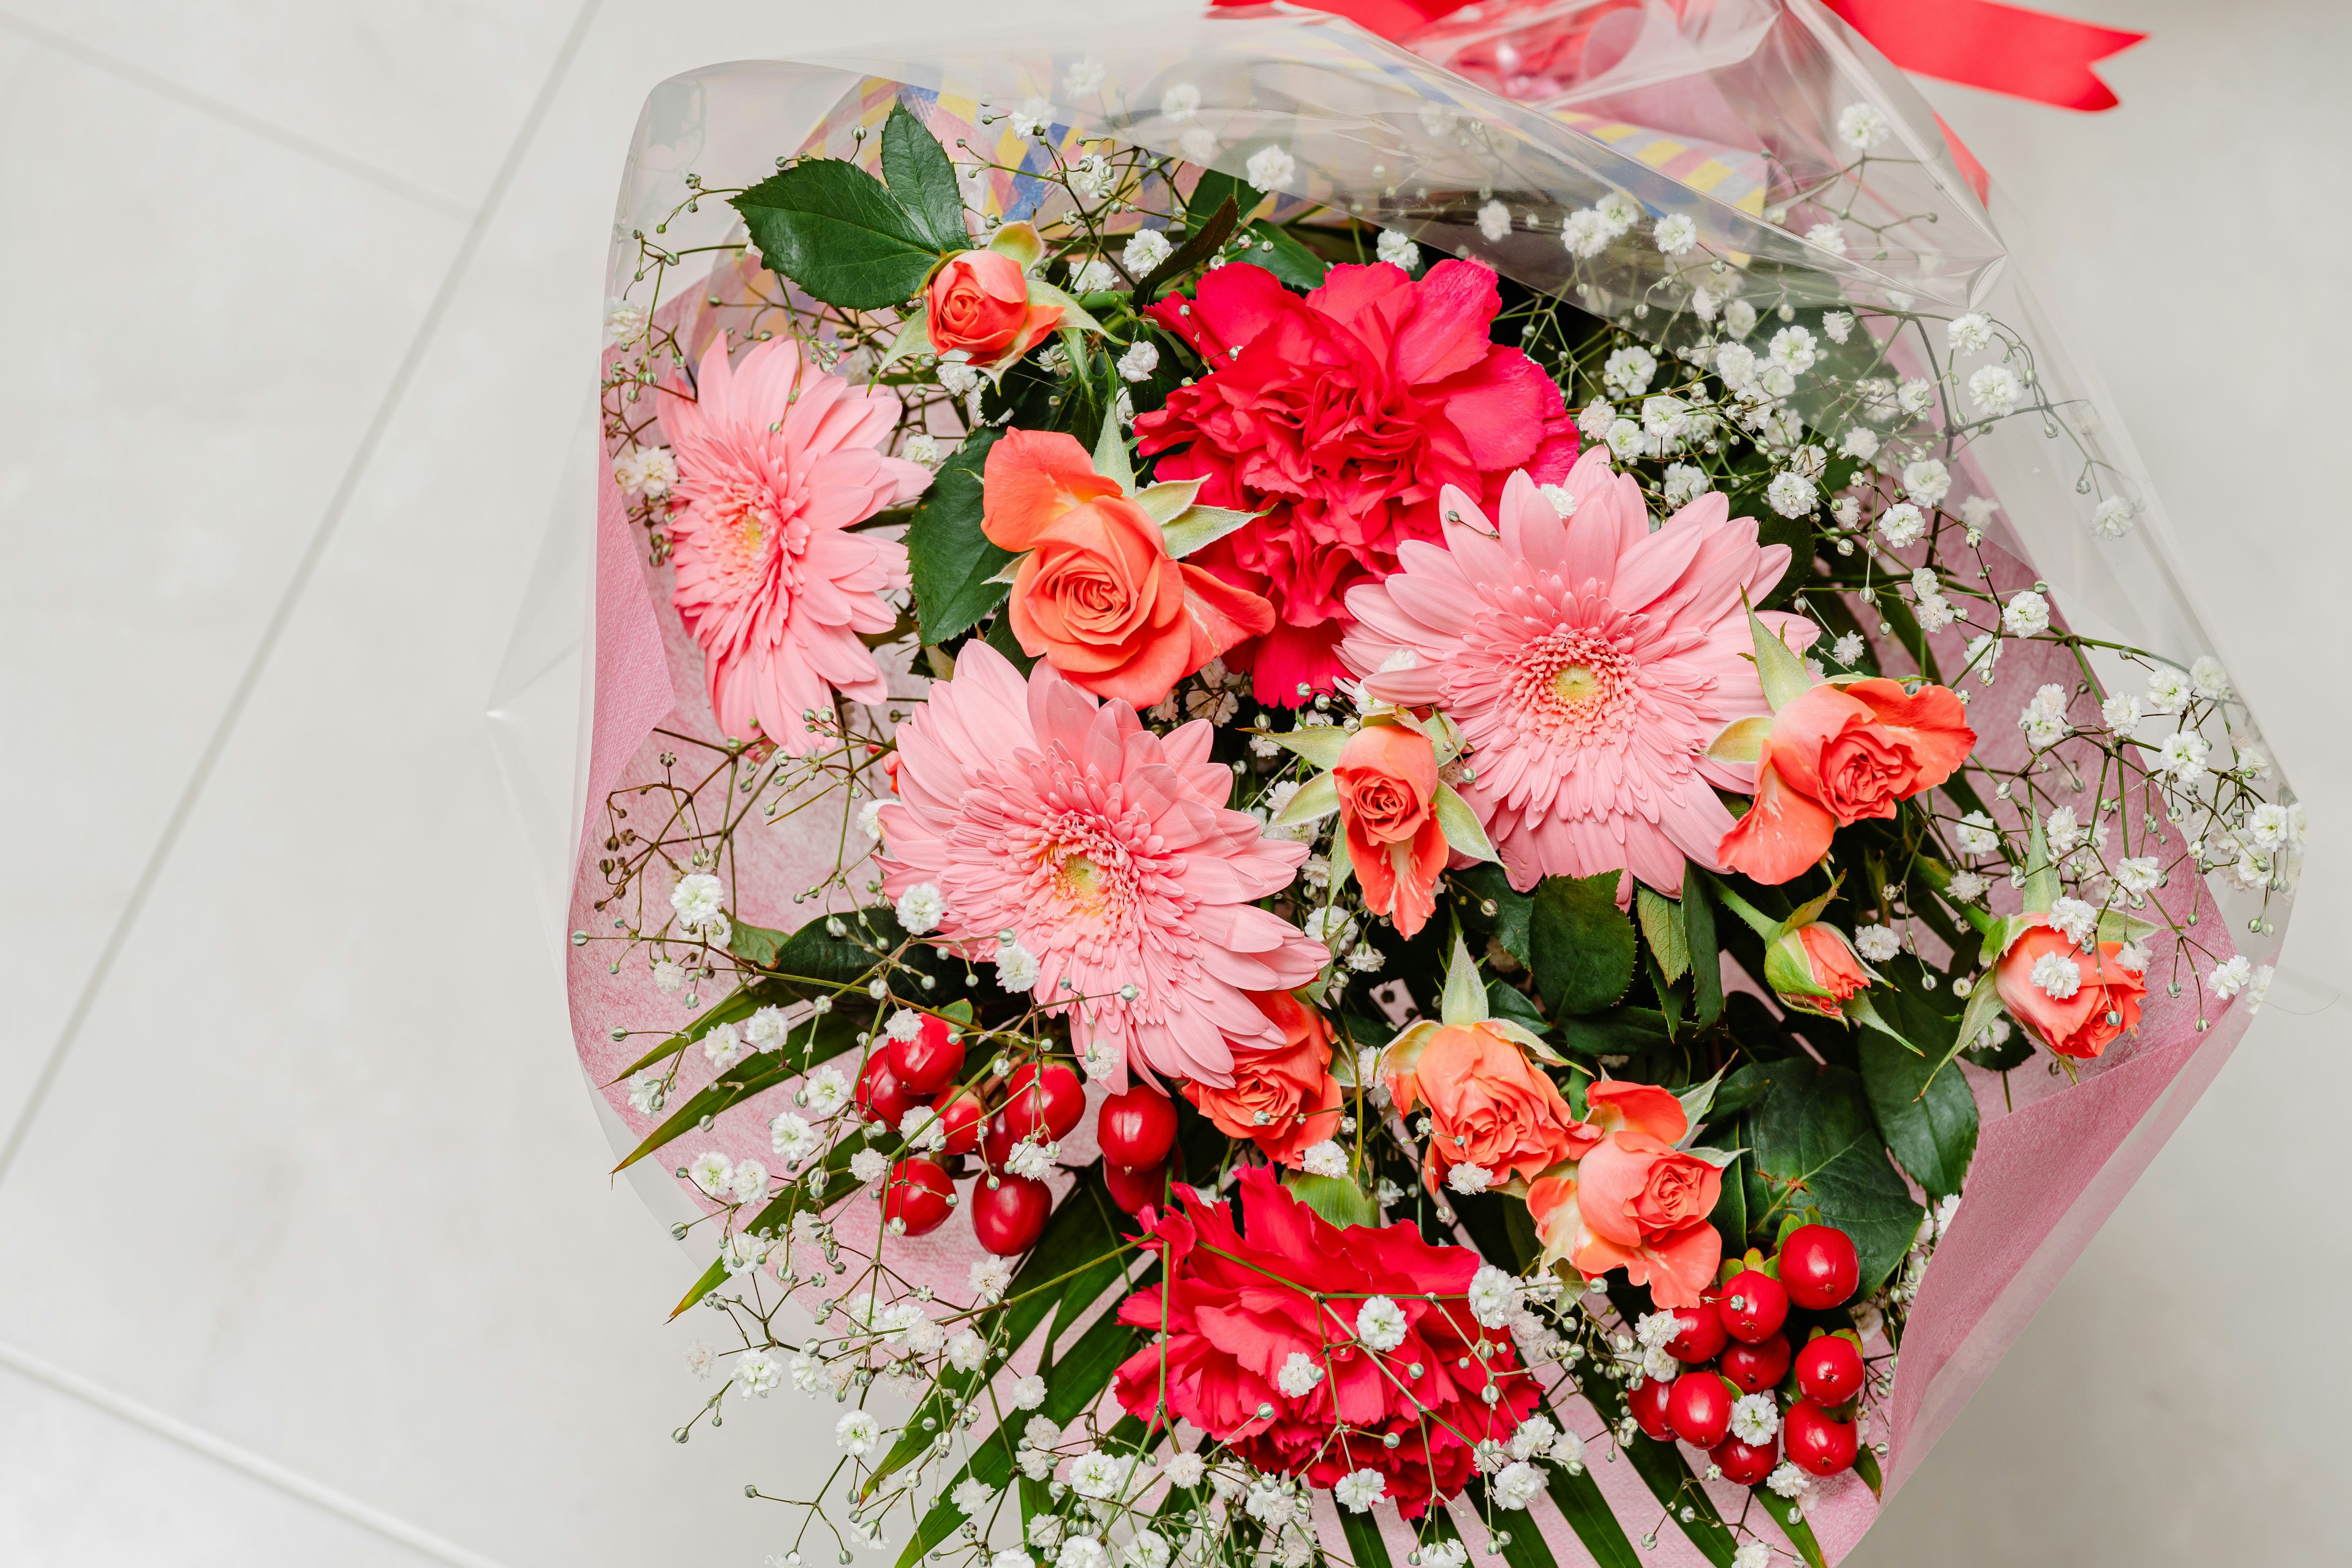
[1826,0,2147,112]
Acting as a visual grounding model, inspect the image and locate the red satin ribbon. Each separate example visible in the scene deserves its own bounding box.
[1822,0,2144,112]
[1227,0,2146,115]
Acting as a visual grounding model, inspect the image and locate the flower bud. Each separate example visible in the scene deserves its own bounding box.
[1762,922,1870,1020]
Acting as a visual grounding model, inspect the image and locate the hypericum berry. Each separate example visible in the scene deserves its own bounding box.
[1627,1373,1676,1441]
[1002,1061,1085,1142]
[1665,1300,1728,1363]
[855,1053,925,1131]
[1719,1334,1792,1394]
[1794,1334,1865,1406]
[1719,1268,1790,1343]
[1784,1400,1859,1476]
[1096,1086,1179,1169]
[1709,1433,1779,1487]
[882,1159,954,1235]
[935,1086,987,1156]
[1779,1225,1861,1310]
[970,1173,1052,1255]
[981,1109,1017,1172]
[1104,1158,1173,1214]
[1667,1370,1735,1449]
[889,1014,964,1095]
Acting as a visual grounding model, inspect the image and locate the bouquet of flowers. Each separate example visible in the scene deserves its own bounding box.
[564,5,2300,1564]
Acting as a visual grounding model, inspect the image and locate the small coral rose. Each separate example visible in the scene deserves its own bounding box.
[1994,923,2147,1059]
[1526,1077,1719,1306]
[925,249,1060,364]
[1185,989,1343,1167]
[982,429,1272,707]
[1335,724,1447,938]
[1389,1023,1586,1190]
[1763,922,1872,1020]
[1720,679,1975,884]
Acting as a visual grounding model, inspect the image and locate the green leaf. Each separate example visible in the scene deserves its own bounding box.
[1131,478,1204,523]
[731,160,938,311]
[1159,504,1260,560]
[1284,1172,1378,1229]
[1334,1499,1392,1568]
[1685,873,1724,1028]
[1708,1146,1749,1253]
[873,1192,1125,1502]
[1136,196,1238,304]
[1578,1341,1738,1566]
[1432,782,1498,862]
[605,976,799,1082]
[758,904,910,986]
[907,427,1013,643]
[879,100,967,252]
[1747,606,1812,711]
[1265,725,1348,770]
[1858,979,1979,1199]
[668,1129,871,1317]
[612,1012,863,1173]
[1454,864,1532,967]
[1485,979,1550,1036]
[1185,167,1261,227]
[1557,1006,1672,1057]
[1528,873,1638,1016]
[1635,886,1690,983]
[1270,772,1340,830]
[1091,396,1136,492]
[984,611,1037,673]
[2021,815,2061,914]
[1761,1489,1829,1568]
[1441,924,1488,1026]
[1242,219,1329,288]
[1744,1061,1923,1297]
[1539,1460,1646,1568]
[725,921,791,968]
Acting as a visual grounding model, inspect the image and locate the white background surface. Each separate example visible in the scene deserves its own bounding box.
[0,2,2340,1564]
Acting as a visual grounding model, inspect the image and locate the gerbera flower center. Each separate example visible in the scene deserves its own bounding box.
[1510,628,1635,746]
[705,475,809,589]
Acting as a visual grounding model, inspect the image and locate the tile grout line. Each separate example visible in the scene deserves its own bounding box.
[0,8,478,221]
[0,0,608,1193]
[0,1337,511,1568]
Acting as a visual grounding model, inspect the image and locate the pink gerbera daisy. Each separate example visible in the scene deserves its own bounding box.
[875,641,1327,1089]
[1339,450,1812,897]
[657,336,931,750]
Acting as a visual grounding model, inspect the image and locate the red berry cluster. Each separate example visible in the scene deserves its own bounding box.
[858,1021,1088,1256]
[1623,1224,1870,1483]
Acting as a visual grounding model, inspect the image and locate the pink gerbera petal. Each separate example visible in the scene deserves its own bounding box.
[1340,452,1806,897]
[876,643,1328,1090]
[655,336,931,751]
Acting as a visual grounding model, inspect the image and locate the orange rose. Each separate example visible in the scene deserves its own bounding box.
[983,430,1272,707]
[1721,679,1975,885]
[1763,922,1871,1020]
[1185,989,1341,1167]
[1526,1076,1719,1305]
[1335,724,1447,938]
[1389,1022,1585,1190]
[925,249,1060,364]
[1994,923,2147,1059]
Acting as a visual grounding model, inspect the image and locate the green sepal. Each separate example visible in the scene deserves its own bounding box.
[1433,780,1498,862]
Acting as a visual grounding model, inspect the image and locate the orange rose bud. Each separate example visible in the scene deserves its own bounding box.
[982,431,1273,708]
[1994,923,2147,1059]
[1335,724,1447,939]
[1389,1022,1585,1191]
[1721,679,1975,886]
[1183,989,1342,1167]
[925,249,1061,364]
[1763,922,1871,1020]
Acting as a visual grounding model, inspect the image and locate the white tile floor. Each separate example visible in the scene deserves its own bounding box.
[0,1,2341,1564]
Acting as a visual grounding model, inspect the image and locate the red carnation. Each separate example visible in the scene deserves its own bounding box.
[1135,260,1578,705]
[1112,1166,1537,1517]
